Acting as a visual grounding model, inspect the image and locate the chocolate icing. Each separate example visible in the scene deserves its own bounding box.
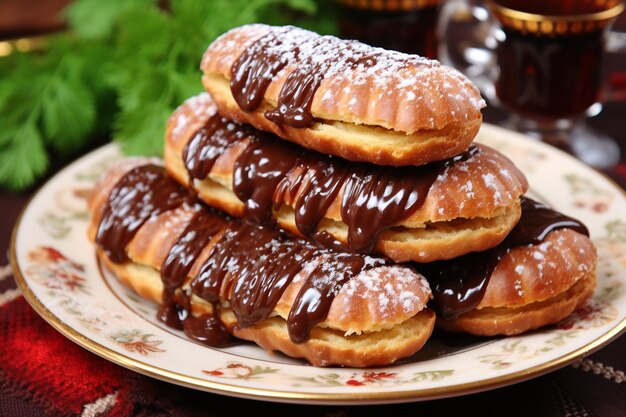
[287,252,379,343]
[182,115,255,185]
[160,210,224,292]
[232,138,300,224]
[263,37,382,128]
[230,26,413,129]
[182,114,478,254]
[420,196,590,320]
[96,164,193,263]
[97,164,384,346]
[230,26,300,112]
[96,164,590,348]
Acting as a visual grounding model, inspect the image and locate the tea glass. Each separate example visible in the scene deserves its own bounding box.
[337,0,444,58]
[438,0,626,168]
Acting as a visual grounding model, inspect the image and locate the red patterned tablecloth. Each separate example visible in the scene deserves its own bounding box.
[1,28,626,416]
[1,112,626,416]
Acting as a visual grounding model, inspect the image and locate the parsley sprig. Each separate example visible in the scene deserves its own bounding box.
[0,0,335,190]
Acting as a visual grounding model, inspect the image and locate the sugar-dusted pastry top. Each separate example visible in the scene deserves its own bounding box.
[165,93,528,262]
[437,272,596,336]
[87,158,436,366]
[201,24,486,166]
[422,197,597,336]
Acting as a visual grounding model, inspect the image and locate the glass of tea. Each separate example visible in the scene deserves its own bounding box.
[337,0,444,58]
[438,0,626,168]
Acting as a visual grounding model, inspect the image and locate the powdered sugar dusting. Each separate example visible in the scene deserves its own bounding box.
[186,93,217,119]
[336,265,431,325]
[512,278,524,297]
[482,172,503,204]
[171,93,217,141]
[460,180,475,198]
[172,114,189,139]
[206,24,486,129]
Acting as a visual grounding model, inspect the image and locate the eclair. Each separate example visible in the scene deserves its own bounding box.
[164,93,528,263]
[87,158,435,367]
[421,197,597,336]
[200,24,486,166]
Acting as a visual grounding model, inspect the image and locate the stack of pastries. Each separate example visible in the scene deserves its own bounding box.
[87,24,598,367]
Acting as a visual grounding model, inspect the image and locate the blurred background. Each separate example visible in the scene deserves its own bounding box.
[0,0,339,192]
[1,0,625,192]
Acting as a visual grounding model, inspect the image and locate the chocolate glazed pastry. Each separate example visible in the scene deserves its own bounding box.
[165,93,529,263]
[201,24,486,166]
[422,197,597,336]
[87,159,435,367]
[183,112,475,252]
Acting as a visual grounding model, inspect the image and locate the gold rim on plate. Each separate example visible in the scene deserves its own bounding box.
[9,126,626,404]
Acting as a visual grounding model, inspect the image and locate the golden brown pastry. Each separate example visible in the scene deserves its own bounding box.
[200,24,486,166]
[88,158,436,367]
[425,198,597,336]
[164,93,528,263]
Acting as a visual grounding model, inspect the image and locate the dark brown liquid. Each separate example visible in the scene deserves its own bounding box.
[98,163,385,345]
[264,37,381,127]
[263,36,334,127]
[338,4,441,58]
[230,26,419,129]
[419,197,590,320]
[95,164,193,263]
[232,137,300,224]
[157,291,186,330]
[230,26,306,112]
[160,210,225,291]
[159,287,240,347]
[182,115,255,183]
[287,253,383,343]
[496,28,603,119]
[183,311,239,347]
[190,220,378,343]
[183,115,478,254]
[339,148,478,253]
[275,157,350,235]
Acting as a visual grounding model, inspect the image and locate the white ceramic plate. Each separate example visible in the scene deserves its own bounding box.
[11,123,626,405]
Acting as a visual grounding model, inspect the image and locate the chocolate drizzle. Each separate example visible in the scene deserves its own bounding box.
[420,197,590,320]
[230,26,302,112]
[231,26,405,128]
[183,114,479,254]
[264,37,381,128]
[160,210,224,292]
[229,230,318,329]
[277,158,350,236]
[232,138,300,223]
[287,253,380,343]
[182,114,255,184]
[339,147,479,253]
[183,311,238,347]
[263,36,333,127]
[97,163,384,346]
[96,164,193,263]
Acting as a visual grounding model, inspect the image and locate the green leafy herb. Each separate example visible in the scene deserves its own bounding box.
[0,0,336,190]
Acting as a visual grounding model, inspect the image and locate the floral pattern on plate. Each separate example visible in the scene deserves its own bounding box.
[11,124,626,404]
[202,364,455,387]
[23,245,167,356]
